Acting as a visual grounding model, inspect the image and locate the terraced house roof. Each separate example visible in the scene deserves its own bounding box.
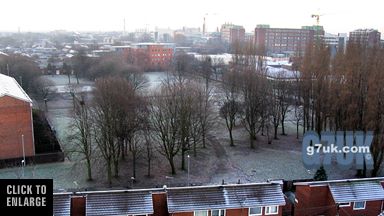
[53,193,72,216]
[167,182,286,213]
[80,189,154,216]
[329,180,384,203]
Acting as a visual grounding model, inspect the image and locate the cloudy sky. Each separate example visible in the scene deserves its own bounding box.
[1,0,383,34]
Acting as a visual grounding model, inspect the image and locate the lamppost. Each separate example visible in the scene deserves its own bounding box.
[21,134,25,178]
[130,177,135,188]
[187,155,190,186]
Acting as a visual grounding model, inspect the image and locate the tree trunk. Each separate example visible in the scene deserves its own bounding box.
[181,147,186,170]
[107,161,112,186]
[170,157,176,175]
[202,131,206,148]
[229,128,235,146]
[132,152,136,179]
[296,120,299,139]
[250,133,256,149]
[113,160,119,178]
[274,125,278,139]
[147,143,151,177]
[120,138,125,160]
[86,157,92,181]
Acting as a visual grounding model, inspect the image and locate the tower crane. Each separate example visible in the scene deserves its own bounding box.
[311,14,324,26]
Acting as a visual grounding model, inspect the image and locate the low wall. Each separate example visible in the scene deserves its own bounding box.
[0,151,65,169]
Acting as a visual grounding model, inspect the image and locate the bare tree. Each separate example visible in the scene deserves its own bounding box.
[92,77,136,184]
[30,76,54,102]
[68,96,94,181]
[220,70,241,146]
[149,84,181,174]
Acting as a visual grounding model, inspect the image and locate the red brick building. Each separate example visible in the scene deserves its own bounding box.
[294,177,384,216]
[125,43,174,71]
[220,24,246,44]
[0,73,34,160]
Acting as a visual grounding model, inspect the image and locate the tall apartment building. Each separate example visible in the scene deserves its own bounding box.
[254,25,324,56]
[349,29,381,48]
[220,23,245,44]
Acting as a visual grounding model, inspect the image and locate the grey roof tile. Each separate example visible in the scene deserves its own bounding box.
[329,181,384,203]
[85,190,154,216]
[167,183,285,213]
[53,194,71,216]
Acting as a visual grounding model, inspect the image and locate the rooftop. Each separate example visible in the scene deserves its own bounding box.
[0,73,32,103]
[167,182,285,213]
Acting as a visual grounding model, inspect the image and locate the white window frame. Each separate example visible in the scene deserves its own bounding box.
[194,210,208,216]
[265,205,279,215]
[338,202,350,207]
[353,201,366,210]
[249,207,263,216]
[211,209,226,216]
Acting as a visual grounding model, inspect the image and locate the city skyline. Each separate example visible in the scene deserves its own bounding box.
[0,0,383,34]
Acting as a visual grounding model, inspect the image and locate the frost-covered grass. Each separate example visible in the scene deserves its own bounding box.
[0,75,358,190]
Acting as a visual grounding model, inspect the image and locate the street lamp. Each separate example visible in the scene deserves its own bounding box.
[21,134,26,179]
[187,155,190,186]
[130,177,135,188]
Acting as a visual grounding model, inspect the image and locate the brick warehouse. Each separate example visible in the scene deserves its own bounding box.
[124,43,174,71]
[0,73,34,160]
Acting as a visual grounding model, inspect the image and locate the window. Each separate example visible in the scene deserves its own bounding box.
[194,210,208,216]
[338,202,350,207]
[353,201,366,210]
[211,209,225,216]
[249,207,262,216]
[265,206,278,215]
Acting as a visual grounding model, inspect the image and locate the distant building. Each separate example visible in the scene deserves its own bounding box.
[124,43,174,71]
[0,73,34,160]
[324,33,348,55]
[349,29,381,47]
[254,25,324,56]
[220,23,245,44]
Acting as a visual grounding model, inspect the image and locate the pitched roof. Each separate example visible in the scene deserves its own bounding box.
[53,193,72,216]
[167,183,285,213]
[329,181,384,203]
[81,190,154,216]
[0,73,32,103]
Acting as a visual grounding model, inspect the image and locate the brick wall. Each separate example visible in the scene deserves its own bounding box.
[169,207,281,216]
[295,185,334,216]
[338,200,382,216]
[0,95,34,159]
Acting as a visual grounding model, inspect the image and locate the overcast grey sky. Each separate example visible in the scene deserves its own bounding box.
[1,0,383,34]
